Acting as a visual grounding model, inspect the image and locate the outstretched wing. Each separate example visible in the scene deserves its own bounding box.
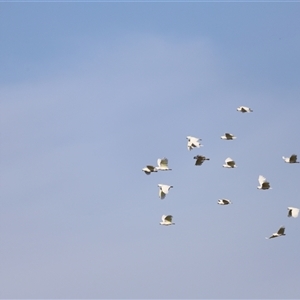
[277,226,285,235]
[290,154,297,163]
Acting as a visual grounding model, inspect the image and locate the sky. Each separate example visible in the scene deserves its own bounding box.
[1,2,300,299]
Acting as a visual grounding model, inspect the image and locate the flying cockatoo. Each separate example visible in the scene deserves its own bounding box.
[221,133,236,140]
[160,215,175,226]
[237,106,253,113]
[266,226,286,239]
[223,157,236,168]
[158,184,173,199]
[218,199,232,205]
[282,154,299,164]
[287,207,299,218]
[257,175,271,190]
[193,155,210,166]
[156,158,172,171]
[142,165,157,175]
[187,136,202,150]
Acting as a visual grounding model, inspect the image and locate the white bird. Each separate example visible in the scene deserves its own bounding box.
[221,133,236,140]
[193,155,210,166]
[266,226,286,239]
[158,184,173,199]
[287,207,300,218]
[160,215,175,226]
[223,157,236,168]
[187,136,202,150]
[156,158,172,171]
[282,154,299,164]
[257,175,271,190]
[142,165,157,175]
[237,106,253,113]
[218,199,231,205]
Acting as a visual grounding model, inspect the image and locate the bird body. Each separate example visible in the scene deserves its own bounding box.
[257,175,271,190]
[282,154,299,163]
[142,165,157,175]
[193,155,210,166]
[218,199,231,205]
[266,226,286,239]
[221,133,236,140]
[237,106,253,113]
[223,157,236,168]
[158,184,173,199]
[187,136,202,150]
[287,207,300,218]
[160,215,175,226]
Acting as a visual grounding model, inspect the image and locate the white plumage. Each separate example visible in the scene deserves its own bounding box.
[237,106,253,113]
[221,133,236,140]
[187,136,202,150]
[156,158,172,171]
[287,207,300,218]
[266,226,286,239]
[158,184,173,199]
[223,157,236,168]
[218,199,231,205]
[160,215,175,226]
[282,154,299,163]
[257,175,271,190]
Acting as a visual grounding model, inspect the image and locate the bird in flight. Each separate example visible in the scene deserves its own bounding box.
[158,184,173,199]
[287,207,299,218]
[237,106,253,113]
[218,199,232,205]
[266,226,286,239]
[187,136,202,151]
[221,133,236,140]
[160,215,175,226]
[223,157,236,168]
[282,154,299,164]
[193,155,210,166]
[257,175,271,190]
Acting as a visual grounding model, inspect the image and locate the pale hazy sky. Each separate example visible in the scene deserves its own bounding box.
[1,2,300,299]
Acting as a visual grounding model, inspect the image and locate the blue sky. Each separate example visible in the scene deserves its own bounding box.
[1,2,300,299]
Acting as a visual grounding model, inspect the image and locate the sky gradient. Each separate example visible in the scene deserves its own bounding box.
[1,2,300,299]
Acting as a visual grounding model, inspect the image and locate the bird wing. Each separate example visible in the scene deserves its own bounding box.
[165,215,173,222]
[258,175,266,185]
[159,158,168,168]
[290,154,297,163]
[223,199,230,204]
[262,181,270,189]
[241,107,247,112]
[146,165,156,171]
[225,158,235,167]
[225,133,233,138]
[161,215,167,221]
[277,226,285,235]
[195,156,204,165]
[159,189,166,199]
[287,208,292,217]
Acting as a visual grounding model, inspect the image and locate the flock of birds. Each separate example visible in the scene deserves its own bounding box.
[142,106,299,238]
